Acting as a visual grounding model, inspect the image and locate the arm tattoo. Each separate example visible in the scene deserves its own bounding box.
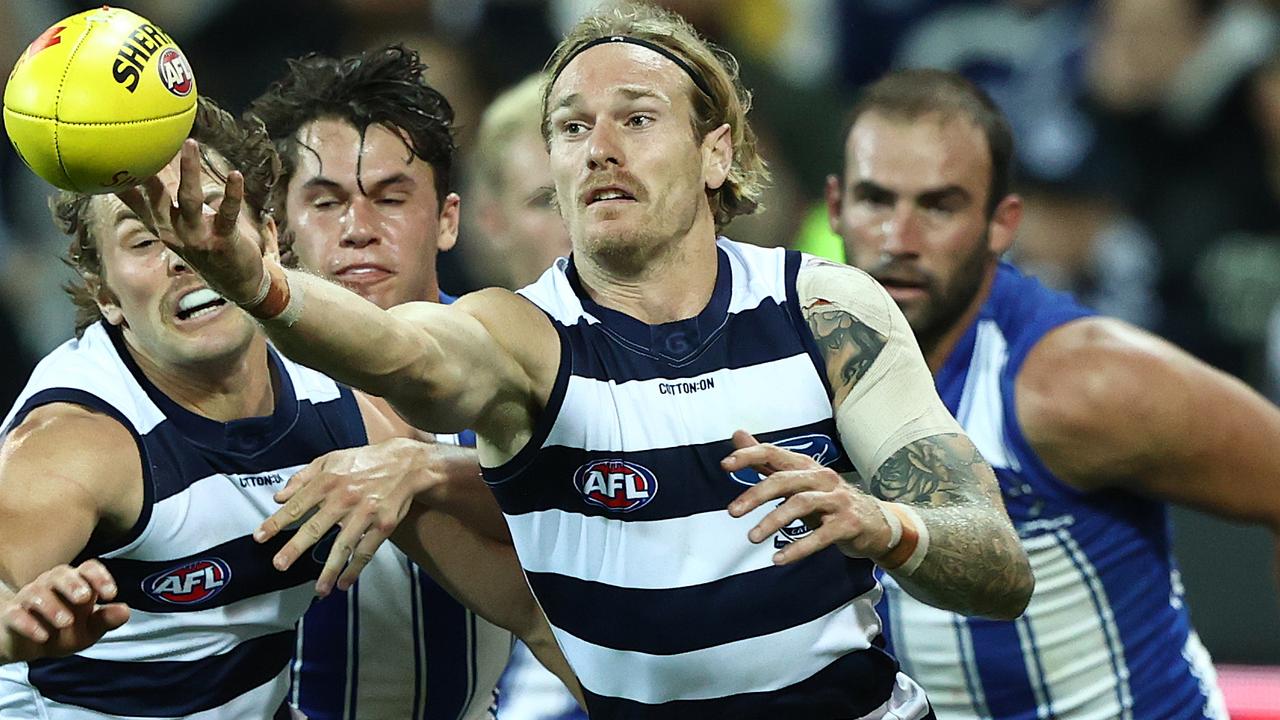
[804,303,888,391]
[868,434,984,506]
[872,433,1033,619]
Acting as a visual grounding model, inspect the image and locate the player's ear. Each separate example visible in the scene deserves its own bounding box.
[988,194,1022,256]
[702,123,732,191]
[92,274,124,326]
[436,193,460,253]
[260,215,280,264]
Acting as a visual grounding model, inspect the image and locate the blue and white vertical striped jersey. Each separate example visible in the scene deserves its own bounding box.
[878,262,1228,720]
[484,238,922,719]
[0,322,368,719]
[289,289,512,720]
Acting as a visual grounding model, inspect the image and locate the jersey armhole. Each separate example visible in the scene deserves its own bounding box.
[7,388,156,562]
[482,315,571,485]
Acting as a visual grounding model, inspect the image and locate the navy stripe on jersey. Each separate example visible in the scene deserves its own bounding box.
[347,582,361,719]
[487,419,848,516]
[17,388,363,508]
[969,618,1040,718]
[9,388,157,563]
[581,647,898,720]
[529,551,874,654]
[28,630,294,716]
[417,564,471,719]
[783,251,837,401]
[561,296,805,383]
[135,394,362,501]
[102,527,332,612]
[565,248,733,368]
[294,591,349,718]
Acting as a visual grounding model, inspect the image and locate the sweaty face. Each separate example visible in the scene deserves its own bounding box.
[95,153,265,371]
[493,131,571,287]
[830,112,997,349]
[545,43,713,270]
[285,119,457,310]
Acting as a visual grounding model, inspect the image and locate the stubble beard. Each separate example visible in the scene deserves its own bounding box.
[910,238,993,356]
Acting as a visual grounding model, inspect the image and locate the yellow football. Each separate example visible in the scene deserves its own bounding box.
[3,6,197,193]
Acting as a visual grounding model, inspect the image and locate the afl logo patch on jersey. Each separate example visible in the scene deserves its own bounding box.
[142,558,231,605]
[157,47,193,96]
[729,433,840,486]
[574,459,658,512]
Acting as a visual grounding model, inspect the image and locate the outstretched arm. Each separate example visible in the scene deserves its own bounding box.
[117,140,556,442]
[729,259,1032,620]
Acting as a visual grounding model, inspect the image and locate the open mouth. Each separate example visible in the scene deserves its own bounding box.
[586,187,636,205]
[175,288,227,321]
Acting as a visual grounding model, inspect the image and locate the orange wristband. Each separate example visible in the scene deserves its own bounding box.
[875,501,930,575]
[244,260,290,320]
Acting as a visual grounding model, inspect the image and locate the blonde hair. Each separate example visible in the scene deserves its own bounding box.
[542,1,769,229]
[472,73,547,196]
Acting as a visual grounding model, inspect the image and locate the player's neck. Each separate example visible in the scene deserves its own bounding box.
[575,224,719,325]
[923,266,998,373]
[130,336,277,422]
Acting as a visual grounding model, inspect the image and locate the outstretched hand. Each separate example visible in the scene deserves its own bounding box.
[254,438,434,596]
[114,138,267,305]
[0,560,130,664]
[721,430,893,565]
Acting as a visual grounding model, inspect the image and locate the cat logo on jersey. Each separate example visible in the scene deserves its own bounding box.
[773,518,814,549]
[729,433,840,486]
[574,459,658,512]
[142,558,232,605]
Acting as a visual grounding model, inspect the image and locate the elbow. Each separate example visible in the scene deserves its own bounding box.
[982,554,1035,621]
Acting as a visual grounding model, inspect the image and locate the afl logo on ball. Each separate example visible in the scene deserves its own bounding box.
[142,558,231,605]
[574,459,658,512]
[157,48,193,96]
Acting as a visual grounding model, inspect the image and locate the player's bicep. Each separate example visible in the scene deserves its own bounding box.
[382,297,528,433]
[797,259,963,481]
[0,406,142,587]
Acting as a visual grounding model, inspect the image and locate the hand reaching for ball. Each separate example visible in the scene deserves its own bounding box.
[115,139,268,306]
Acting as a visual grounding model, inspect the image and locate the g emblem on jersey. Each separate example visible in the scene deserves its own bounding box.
[729,433,840,486]
[574,459,658,512]
[142,558,231,605]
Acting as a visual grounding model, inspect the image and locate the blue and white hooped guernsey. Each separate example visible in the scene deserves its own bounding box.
[0,321,367,720]
[486,238,913,719]
[290,290,511,720]
[878,262,1228,720]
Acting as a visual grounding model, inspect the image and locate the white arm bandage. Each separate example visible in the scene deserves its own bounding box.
[795,259,964,480]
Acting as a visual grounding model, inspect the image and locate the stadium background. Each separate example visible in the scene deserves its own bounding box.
[0,0,1275,710]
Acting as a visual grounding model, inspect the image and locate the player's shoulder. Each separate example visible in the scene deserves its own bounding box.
[795,255,896,330]
[1017,317,1178,448]
[2,402,141,502]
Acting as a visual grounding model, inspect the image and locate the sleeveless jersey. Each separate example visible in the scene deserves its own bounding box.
[0,322,368,719]
[878,262,1228,720]
[484,238,918,719]
[291,290,509,720]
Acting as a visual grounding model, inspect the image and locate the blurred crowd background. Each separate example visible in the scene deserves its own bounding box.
[0,0,1277,665]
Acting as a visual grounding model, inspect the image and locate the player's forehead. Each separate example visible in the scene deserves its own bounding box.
[548,42,690,114]
[289,118,435,191]
[847,110,991,194]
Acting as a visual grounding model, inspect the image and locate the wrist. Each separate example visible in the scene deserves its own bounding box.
[238,260,305,325]
[873,500,930,575]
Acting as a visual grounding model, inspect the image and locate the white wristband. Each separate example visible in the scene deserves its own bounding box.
[874,501,930,576]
